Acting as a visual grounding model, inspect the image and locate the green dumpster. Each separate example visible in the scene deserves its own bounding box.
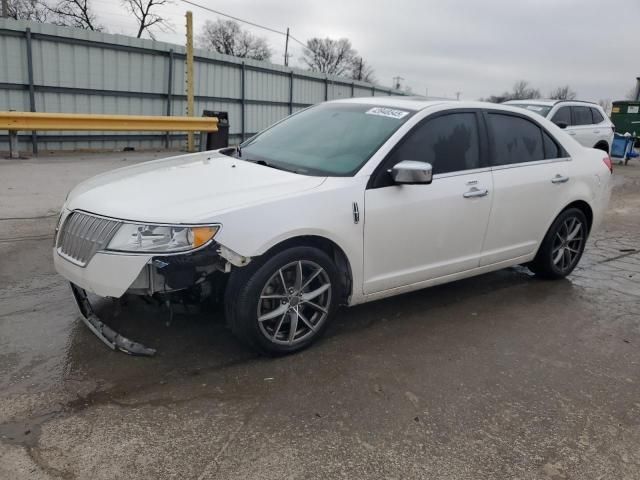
[611,101,640,135]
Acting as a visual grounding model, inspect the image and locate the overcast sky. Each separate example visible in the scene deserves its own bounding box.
[95,0,639,101]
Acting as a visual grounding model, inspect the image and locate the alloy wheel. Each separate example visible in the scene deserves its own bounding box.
[257,260,332,346]
[551,216,585,272]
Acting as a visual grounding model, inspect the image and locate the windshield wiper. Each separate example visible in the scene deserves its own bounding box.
[253,159,298,174]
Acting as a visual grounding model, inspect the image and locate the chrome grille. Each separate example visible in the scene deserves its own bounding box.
[56,212,121,267]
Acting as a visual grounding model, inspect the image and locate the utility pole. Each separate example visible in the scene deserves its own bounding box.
[284,27,290,67]
[392,76,404,90]
[185,10,195,152]
[455,91,461,101]
[1,0,10,18]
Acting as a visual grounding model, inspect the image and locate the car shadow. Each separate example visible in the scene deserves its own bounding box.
[60,265,577,393]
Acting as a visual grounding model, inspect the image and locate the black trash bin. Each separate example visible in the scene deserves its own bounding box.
[202,110,229,150]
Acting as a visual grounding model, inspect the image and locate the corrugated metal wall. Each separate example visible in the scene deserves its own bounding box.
[0,19,406,153]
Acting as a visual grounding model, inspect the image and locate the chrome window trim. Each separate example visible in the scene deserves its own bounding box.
[489,157,571,172]
[432,166,492,180]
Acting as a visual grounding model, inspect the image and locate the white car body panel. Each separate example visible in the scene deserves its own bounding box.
[53,246,151,298]
[66,153,325,224]
[54,99,613,309]
[363,169,493,294]
[481,160,571,265]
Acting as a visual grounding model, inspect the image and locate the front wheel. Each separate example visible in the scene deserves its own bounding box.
[225,246,340,355]
[529,208,588,279]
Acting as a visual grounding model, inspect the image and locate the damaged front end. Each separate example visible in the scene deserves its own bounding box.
[69,243,250,356]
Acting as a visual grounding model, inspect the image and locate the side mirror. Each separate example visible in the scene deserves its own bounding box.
[388,160,433,185]
[555,121,568,129]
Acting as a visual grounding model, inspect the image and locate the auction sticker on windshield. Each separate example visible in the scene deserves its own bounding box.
[366,107,410,119]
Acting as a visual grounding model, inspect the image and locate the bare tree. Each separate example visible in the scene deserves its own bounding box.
[484,93,512,103]
[303,37,355,76]
[47,0,102,30]
[350,56,375,83]
[4,0,49,21]
[484,80,541,103]
[511,80,541,100]
[121,0,172,39]
[549,85,577,100]
[197,19,271,61]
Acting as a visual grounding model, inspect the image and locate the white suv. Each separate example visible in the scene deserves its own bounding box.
[504,100,614,153]
[54,99,613,355]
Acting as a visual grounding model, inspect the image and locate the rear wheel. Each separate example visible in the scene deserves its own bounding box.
[593,141,609,153]
[225,246,340,355]
[529,208,588,279]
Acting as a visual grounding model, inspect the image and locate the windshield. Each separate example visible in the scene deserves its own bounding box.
[508,103,553,117]
[237,103,415,176]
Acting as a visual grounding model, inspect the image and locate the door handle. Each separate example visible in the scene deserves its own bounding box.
[463,187,489,198]
[551,174,569,184]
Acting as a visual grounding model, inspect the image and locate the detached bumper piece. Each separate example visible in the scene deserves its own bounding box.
[70,283,156,357]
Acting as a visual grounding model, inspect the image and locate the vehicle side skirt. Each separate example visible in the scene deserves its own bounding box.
[356,252,535,305]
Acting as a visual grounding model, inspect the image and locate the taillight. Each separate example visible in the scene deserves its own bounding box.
[603,155,613,174]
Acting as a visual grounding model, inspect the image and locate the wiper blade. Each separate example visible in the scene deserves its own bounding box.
[253,159,298,174]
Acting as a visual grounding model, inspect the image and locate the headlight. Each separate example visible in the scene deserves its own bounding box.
[107,223,219,253]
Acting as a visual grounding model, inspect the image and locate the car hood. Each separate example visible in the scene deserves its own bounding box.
[66,151,326,223]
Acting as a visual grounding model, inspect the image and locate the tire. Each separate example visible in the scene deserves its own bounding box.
[225,246,340,355]
[529,208,588,279]
[594,142,609,153]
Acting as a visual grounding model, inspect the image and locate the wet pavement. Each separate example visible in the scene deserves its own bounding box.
[1,152,639,479]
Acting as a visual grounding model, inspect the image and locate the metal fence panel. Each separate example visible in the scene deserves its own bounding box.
[0,18,406,152]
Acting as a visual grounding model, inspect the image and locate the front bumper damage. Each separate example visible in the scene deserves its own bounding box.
[62,243,248,356]
[70,283,157,356]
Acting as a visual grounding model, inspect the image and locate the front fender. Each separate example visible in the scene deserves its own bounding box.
[213,177,367,304]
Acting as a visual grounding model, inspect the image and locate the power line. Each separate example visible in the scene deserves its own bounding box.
[179,0,306,48]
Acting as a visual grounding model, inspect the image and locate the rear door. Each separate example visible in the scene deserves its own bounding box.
[569,105,596,147]
[481,111,572,265]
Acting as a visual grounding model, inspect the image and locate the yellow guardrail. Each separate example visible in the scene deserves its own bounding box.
[0,111,218,132]
[1,111,218,158]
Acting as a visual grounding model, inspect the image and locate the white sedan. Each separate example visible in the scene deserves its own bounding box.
[54,98,613,355]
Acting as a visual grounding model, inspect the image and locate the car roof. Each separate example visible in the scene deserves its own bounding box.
[329,96,447,111]
[330,96,546,113]
[504,99,598,107]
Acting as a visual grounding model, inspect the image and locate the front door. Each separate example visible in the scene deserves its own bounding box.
[363,111,493,295]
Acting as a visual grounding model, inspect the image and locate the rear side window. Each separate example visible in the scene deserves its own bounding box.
[551,106,571,126]
[488,113,544,165]
[543,131,563,159]
[590,108,605,124]
[572,106,593,126]
[387,112,481,175]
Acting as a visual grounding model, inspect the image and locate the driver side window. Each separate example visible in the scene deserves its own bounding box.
[387,112,481,176]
